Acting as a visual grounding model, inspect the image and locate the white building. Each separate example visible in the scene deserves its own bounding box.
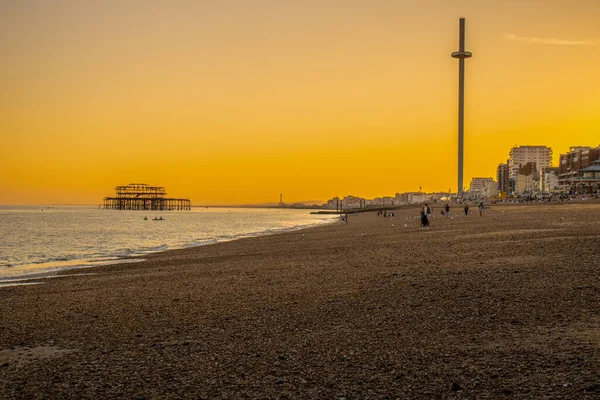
[341,195,364,209]
[539,167,559,193]
[468,177,498,198]
[516,174,536,194]
[395,192,426,204]
[514,162,538,195]
[326,197,340,210]
[508,146,553,181]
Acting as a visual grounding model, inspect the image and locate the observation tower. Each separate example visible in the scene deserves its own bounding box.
[451,17,473,198]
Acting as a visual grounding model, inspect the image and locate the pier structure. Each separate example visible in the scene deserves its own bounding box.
[103,183,191,211]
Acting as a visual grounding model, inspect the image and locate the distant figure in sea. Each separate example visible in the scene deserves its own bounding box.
[420,207,429,228]
[445,204,450,217]
[478,202,484,217]
[464,205,469,216]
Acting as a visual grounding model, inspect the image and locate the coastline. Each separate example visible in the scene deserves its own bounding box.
[0,208,338,283]
[1,202,600,398]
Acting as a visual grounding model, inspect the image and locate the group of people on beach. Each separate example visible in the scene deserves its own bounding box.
[420,201,487,228]
[377,210,395,217]
[346,201,489,229]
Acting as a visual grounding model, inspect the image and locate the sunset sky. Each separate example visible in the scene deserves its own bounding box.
[1,0,599,205]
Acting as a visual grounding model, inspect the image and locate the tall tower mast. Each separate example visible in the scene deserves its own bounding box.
[451,18,473,198]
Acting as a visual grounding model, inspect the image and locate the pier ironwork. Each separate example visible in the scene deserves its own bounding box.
[103,183,191,210]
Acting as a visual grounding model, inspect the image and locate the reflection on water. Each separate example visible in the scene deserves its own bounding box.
[0,206,334,280]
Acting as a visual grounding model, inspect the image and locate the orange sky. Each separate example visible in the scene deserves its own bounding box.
[1,0,599,205]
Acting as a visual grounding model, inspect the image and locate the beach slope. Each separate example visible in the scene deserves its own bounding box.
[1,203,599,398]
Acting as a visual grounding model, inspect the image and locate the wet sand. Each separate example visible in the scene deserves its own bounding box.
[1,203,599,399]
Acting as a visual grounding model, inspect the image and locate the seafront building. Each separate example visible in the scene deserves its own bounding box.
[340,196,365,209]
[508,146,553,182]
[324,191,428,210]
[496,163,510,195]
[467,177,498,198]
[539,167,559,193]
[580,160,600,192]
[559,146,600,193]
[395,192,427,204]
[514,162,538,195]
[367,197,395,207]
[326,197,341,210]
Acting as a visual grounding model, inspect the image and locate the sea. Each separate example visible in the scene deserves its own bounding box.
[0,205,336,282]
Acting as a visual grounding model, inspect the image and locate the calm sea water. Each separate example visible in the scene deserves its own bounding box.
[0,206,336,281]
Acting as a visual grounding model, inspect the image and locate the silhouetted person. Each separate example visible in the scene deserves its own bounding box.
[464,205,469,216]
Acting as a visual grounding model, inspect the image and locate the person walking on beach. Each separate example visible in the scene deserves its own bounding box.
[464,204,469,216]
[445,204,450,217]
[424,203,431,216]
[420,207,429,228]
[478,202,484,217]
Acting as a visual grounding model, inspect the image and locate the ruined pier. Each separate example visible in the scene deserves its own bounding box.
[103,183,191,211]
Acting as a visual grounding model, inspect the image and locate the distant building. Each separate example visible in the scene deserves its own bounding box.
[539,167,559,193]
[508,146,553,181]
[396,192,426,204]
[326,197,340,210]
[382,196,395,206]
[341,195,365,209]
[496,163,510,194]
[580,160,600,193]
[515,162,538,195]
[558,146,600,192]
[427,192,448,202]
[468,177,498,198]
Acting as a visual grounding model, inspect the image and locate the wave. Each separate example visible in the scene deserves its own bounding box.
[0,211,337,280]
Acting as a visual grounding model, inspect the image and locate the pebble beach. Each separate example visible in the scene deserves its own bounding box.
[1,203,599,399]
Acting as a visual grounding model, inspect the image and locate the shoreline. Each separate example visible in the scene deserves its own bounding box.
[0,215,339,284]
[1,203,599,398]
[2,200,596,284]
